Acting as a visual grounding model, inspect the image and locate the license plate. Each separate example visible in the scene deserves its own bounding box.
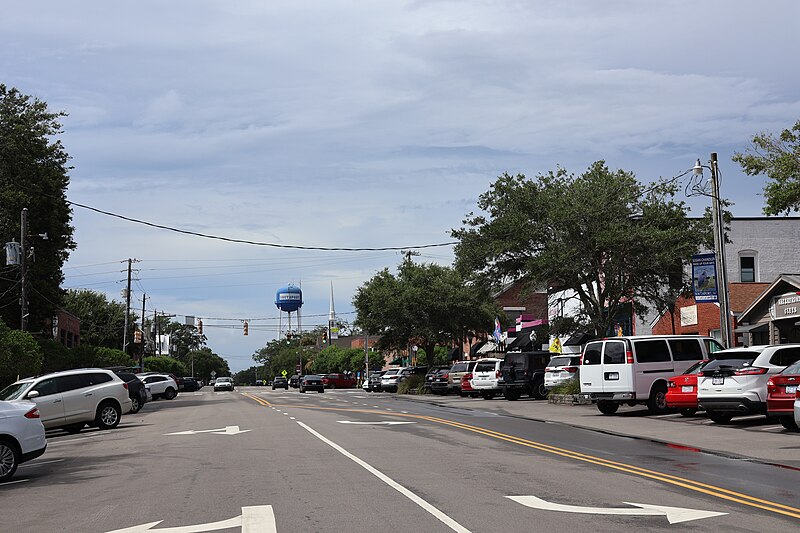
[787,385,798,394]
[681,386,693,393]
[712,376,724,385]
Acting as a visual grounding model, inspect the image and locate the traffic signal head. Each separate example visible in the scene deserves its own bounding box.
[322,331,328,343]
[243,321,249,336]
[197,319,203,334]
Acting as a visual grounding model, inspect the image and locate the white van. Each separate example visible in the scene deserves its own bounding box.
[580,335,723,415]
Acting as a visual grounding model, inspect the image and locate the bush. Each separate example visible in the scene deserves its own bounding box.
[549,377,581,395]
[398,375,425,394]
[0,320,43,387]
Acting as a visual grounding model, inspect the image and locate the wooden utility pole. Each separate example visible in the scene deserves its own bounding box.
[20,208,28,331]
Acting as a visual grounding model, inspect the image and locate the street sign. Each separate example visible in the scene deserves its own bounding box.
[281,370,287,377]
[210,370,217,377]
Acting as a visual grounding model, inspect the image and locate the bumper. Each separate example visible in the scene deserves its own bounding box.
[665,392,698,409]
[214,386,234,391]
[21,443,47,464]
[697,397,765,414]
[586,392,636,401]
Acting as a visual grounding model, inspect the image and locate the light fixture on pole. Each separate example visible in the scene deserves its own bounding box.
[693,153,732,348]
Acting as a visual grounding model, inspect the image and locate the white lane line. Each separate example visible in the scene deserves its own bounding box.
[20,459,65,468]
[297,421,471,533]
[0,479,29,486]
[290,417,296,420]
[45,434,104,447]
[759,425,783,432]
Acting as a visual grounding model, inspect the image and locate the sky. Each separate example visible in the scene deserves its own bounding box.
[3,1,799,372]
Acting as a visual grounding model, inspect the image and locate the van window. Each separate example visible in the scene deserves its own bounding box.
[669,339,703,361]
[582,343,602,365]
[769,347,800,367]
[704,339,724,353]
[604,341,626,364]
[634,339,671,363]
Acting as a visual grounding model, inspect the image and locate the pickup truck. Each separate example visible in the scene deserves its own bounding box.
[321,373,357,389]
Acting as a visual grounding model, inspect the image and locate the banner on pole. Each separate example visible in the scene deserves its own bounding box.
[692,253,718,303]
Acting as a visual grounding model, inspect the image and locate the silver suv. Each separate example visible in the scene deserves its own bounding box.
[0,368,132,433]
[697,344,800,423]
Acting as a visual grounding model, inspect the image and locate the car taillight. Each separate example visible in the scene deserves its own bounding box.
[796,388,800,399]
[495,370,501,379]
[734,367,768,376]
[122,382,129,390]
[667,380,676,388]
[442,373,449,379]
[626,351,634,364]
[24,407,40,419]
[564,367,578,373]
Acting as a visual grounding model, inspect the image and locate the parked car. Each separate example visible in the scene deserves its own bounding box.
[0,368,132,433]
[364,371,385,392]
[213,377,235,392]
[322,373,357,389]
[113,371,148,414]
[500,351,550,400]
[544,355,581,389]
[423,366,449,393]
[697,344,800,424]
[447,361,478,395]
[459,373,479,397]
[795,390,800,429]
[179,377,202,392]
[665,360,711,416]
[139,374,179,400]
[767,359,800,430]
[0,400,47,482]
[581,335,723,415]
[299,375,324,393]
[429,368,452,395]
[272,376,289,390]
[470,358,504,400]
[380,368,405,392]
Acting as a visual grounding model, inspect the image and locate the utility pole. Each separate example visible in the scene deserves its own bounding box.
[20,208,29,331]
[122,258,133,352]
[709,153,732,348]
[140,293,147,372]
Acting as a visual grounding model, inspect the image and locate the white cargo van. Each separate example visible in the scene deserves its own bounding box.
[580,335,723,415]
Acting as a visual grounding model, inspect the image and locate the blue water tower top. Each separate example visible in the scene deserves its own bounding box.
[275,284,303,313]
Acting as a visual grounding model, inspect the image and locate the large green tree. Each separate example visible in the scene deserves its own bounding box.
[353,260,497,368]
[61,289,130,349]
[0,85,76,331]
[733,119,800,215]
[184,347,230,381]
[451,161,711,338]
[0,318,43,387]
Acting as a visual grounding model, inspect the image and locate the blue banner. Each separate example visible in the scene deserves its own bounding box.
[692,253,718,303]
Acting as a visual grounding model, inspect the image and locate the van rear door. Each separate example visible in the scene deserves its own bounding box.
[580,341,605,394]
[599,339,633,396]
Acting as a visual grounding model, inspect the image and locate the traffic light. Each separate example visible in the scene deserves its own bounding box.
[322,330,328,344]
[243,321,249,336]
[197,319,203,334]
[134,329,142,343]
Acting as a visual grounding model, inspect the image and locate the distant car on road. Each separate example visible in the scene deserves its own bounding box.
[321,373,357,389]
[289,375,301,388]
[0,400,47,482]
[299,375,324,393]
[179,377,202,392]
[139,374,179,400]
[213,377,235,392]
[272,377,289,390]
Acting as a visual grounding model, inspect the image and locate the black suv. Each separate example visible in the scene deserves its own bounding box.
[499,351,551,401]
[113,371,148,413]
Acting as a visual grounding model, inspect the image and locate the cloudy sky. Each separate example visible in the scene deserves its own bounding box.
[3,1,799,372]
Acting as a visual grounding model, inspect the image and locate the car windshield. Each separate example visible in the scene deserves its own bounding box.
[383,369,399,376]
[304,375,320,380]
[712,349,762,360]
[701,359,753,372]
[547,356,579,367]
[217,378,231,383]
[0,382,31,401]
[450,363,468,372]
[475,362,497,372]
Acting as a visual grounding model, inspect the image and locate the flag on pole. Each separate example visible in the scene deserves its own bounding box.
[493,317,502,342]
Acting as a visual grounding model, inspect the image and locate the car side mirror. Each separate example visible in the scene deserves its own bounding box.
[26,390,40,399]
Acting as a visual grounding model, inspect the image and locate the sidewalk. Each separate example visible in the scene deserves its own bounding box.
[400,393,800,468]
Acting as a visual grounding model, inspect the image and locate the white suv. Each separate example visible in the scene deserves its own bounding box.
[0,369,132,433]
[139,374,179,400]
[470,358,504,399]
[697,344,800,423]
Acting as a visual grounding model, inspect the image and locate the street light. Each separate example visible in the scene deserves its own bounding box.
[693,153,732,348]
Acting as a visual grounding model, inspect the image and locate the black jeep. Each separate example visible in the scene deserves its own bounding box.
[499,351,550,401]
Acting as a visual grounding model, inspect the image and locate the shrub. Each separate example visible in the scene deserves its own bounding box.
[549,377,581,395]
[0,320,43,387]
[398,375,425,394]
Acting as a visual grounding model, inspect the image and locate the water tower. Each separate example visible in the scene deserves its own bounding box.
[275,284,303,339]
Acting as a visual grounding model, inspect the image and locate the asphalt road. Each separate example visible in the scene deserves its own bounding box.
[1,386,798,532]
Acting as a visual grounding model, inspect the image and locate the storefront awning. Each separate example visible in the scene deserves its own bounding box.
[734,323,768,333]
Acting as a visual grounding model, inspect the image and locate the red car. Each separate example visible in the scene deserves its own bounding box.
[766,359,800,430]
[460,373,479,398]
[321,373,357,389]
[666,360,710,416]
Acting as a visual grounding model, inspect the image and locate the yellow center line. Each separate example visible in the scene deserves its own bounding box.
[241,394,800,520]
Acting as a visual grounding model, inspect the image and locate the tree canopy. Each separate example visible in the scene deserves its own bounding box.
[451,161,711,338]
[353,260,497,368]
[733,119,800,215]
[0,85,75,331]
[61,289,130,350]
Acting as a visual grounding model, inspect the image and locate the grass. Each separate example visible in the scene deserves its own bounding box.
[398,375,426,394]
[548,377,580,395]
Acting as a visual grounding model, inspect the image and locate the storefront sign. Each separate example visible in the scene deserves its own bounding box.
[692,254,718,303]
[770,292,800,320]
[680,305,698,326]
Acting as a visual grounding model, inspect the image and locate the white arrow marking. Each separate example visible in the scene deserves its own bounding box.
[164,426,251,436]
[105,505,275,533]
[508,495,727,524]
[336,421,416,426]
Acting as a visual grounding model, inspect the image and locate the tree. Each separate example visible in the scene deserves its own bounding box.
[353,260,497,368]
[185,347,230,381]
[0,318,43,387]
[733,120,800,215]
[143,355,189,376]
[61,289,130,350]
[451,161,711,338]
[163,320,206,363]
[253,339,313,378]
[0,85,76,331]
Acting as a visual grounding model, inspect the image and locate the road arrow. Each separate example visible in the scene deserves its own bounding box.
[105,505,275,533]
[165,425,251,436]
[507,495,727,524]
[336,421,416,426]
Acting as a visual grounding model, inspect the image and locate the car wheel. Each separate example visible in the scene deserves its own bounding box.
[706,410,734,424]
[300,387,305,393]
[271,386,276,390]
[532,380,548,400]
[504,388,521,401]
[329,383,335,389]
[0,438,20,482]
[64,423,85,434]
[597,400,620,415]
[96,402,121,430]
[480,391,496,400]
[646,383,669,414]
[458,390,466,397]
[319,388,325,393]
[130,396,141,413]
[779,417,799,430]
[679,408,697,417]
[164,388,177,400]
